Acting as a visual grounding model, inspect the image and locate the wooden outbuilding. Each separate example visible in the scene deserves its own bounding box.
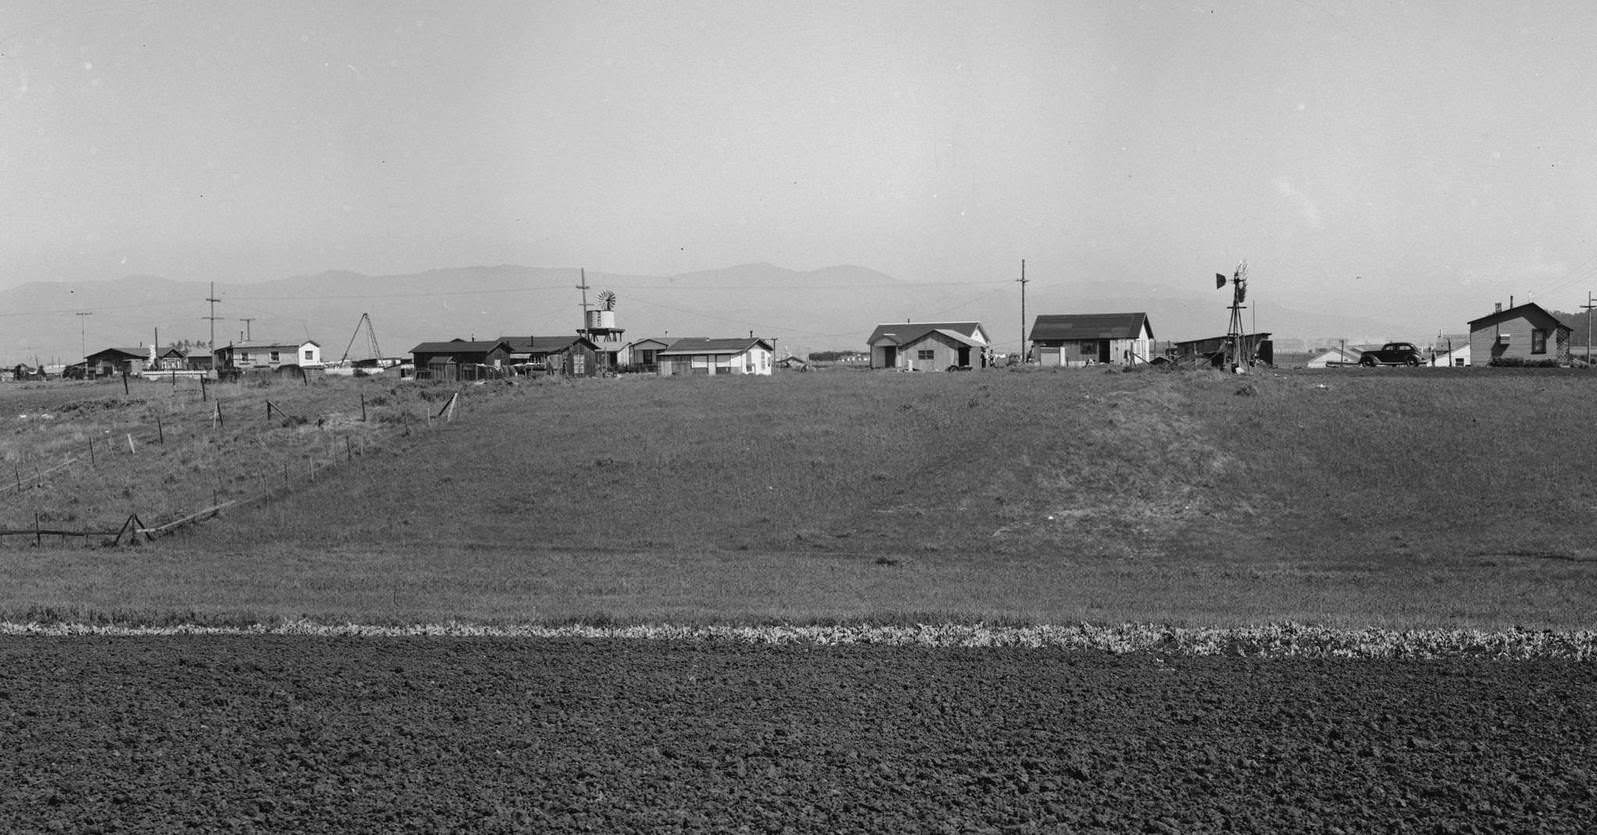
[1029,313,1153,367]
[410,339,513,381]
[500,335,602,377]
[1468,302,1571,365]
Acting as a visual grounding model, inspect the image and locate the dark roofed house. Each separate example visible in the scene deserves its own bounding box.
[1029,313,1153,367]
[1468,302,1571,365]
[657,337,774,376]
[84,347,149,378]
[866,322,990,371]
[500,335,601,377]
[410,339,513,382]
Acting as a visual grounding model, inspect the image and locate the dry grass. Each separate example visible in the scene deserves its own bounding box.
[2,366,1595,628]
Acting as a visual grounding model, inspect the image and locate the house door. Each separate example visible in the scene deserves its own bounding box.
[1097,341,1111,363]
[882,346,897,368]
[956,346,971,368]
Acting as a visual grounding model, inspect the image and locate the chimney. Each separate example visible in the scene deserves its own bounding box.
[1496,302,1503,312]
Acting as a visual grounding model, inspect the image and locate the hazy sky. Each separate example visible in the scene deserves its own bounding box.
[5,1,1597,331]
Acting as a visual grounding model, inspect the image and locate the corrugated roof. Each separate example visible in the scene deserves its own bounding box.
[866,322,987,347]
[658,337,772,356]
[1029,313,1151,342]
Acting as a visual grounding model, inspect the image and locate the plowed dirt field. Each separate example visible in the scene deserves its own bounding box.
[3,637,1593,833]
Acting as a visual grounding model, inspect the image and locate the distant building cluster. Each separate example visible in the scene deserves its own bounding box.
[6,290,1589,383]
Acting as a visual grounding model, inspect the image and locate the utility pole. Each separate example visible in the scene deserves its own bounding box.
[204,282,222,350]
[1017,259,1028,363]
[575,267,591,337]
[1583,291,1594,365]
[239,318,254,341]
[75,311,92,369]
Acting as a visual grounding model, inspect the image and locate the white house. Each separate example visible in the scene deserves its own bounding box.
[215,340,322,371]
[866,322,990,370]
[656,337,774,376]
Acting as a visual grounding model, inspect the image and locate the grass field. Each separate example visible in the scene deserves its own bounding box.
[3,366,1595,629]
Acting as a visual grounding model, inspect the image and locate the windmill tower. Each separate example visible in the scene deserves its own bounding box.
[583,289,626,368]
[1221,261,1250,372]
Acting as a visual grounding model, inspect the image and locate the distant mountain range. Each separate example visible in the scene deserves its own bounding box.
[1,262,1432,364]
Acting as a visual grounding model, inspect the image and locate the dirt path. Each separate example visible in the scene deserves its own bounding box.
[3,637,1593,832]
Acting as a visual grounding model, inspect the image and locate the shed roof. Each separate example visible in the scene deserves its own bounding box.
[866,322,987,347]
[658,337,773,356]
[410,340,509,354]
[1029,313,1152,342]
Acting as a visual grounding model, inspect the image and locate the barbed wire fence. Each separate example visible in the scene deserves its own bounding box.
[1,378,467,548]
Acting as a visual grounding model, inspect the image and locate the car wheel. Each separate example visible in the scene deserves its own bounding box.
[1405,356,1420,366]
[1360,357,1375,367]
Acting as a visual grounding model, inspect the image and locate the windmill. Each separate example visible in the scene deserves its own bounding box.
[1218,261,1250,372]
[583,288,625,366]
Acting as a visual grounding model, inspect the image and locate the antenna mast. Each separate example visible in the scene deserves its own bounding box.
[1017,259,1028,362]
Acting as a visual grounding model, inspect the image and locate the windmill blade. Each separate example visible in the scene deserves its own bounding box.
[598,290,617,311]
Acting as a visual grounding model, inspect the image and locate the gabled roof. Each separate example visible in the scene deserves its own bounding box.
[658,337,773,356]
[900,328,987,349]
[867,322,987,347]
[1029,313,1152,342]
[86,347,147,360]
[498,335,600,353]
[222,339,319,350]
[410,340,510,354]
[1467,302,1570,332]
[625,337,673,350]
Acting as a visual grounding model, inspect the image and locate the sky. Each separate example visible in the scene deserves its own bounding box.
[5,0,1597,338]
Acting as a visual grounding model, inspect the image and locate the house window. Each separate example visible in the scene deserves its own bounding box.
[917,349,935,360]
[269,351,281,363]
[573,355,585,374]
[1080,343,1095,355]
[303,349,314,361]
[1531,329,1547,354]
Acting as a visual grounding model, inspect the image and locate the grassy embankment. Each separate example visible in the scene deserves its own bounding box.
[2,367,1594,628]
